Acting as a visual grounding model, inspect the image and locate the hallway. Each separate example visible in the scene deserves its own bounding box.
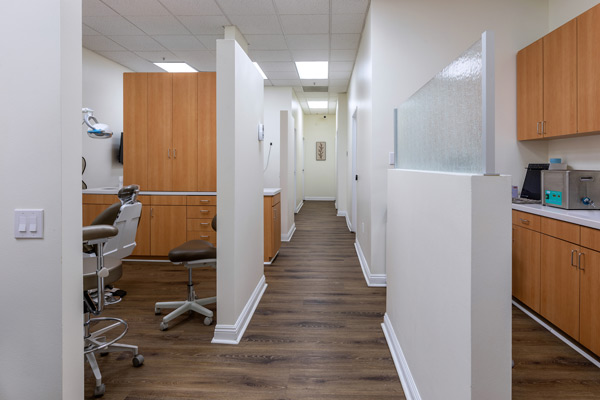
[85,201,405,399]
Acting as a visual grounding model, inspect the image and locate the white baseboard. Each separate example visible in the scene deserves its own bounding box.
[281,223,296,242]
[382,313,422,400]
[345,214,352,232]
[354,240,386,287]
[304,196,335,201]
[295,201,304,214]
[264,250,279,265]
[336,210,347,217]
[211,275,267,345]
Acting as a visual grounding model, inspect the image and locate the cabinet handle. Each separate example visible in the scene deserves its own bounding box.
[200,200,209,203]
[200,223,209,226]
[151,207,154,218]
[542,121,546,135]
[579,252,585,271]
[168,148,171,159]
[200,210,209,213]
[537,122,540,135]
[519,218,529,225]
[174,148,177,159]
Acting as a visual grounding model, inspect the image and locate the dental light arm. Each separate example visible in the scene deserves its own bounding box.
[82,108,113,139]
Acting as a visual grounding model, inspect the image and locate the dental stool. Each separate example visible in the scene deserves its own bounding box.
[154,216,217,331]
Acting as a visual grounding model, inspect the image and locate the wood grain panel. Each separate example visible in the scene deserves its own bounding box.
[543,19,577,137]
[187,231,216,244]
[131,206,151,256]
[273,201,281,255]
[187,205,216,219]
[540,217,580,244]
[149,195,186,206]
[187,218,216,232]
[517,39,543,141]
[264,196,273,261]
[172,73,198,191]
[579,248,600,356]
[187,195,216,205]
[147,73,173,191]
[512,210,541,231]
[540,235,580,340]
[123,73,148,189]
[272,193,281,206]
[580,226,600,252]
[577,4,600,133]
[83,194,117,205]
[150,205,186,256]
[198,72,217,191]
[82,204,112,226]
[512,226,541,312]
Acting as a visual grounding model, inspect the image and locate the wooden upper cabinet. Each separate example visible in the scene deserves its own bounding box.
[578,4,600,134]
[147,73,173,191]
[517,39,543,141]
[198,72,217,192]
[173,73,198,191]
[543,19,577,138]
[123,73,148,188]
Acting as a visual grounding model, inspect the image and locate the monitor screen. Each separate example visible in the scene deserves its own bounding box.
[521,163,549,200]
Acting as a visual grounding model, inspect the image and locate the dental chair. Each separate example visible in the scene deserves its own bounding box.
[154,216,217,331]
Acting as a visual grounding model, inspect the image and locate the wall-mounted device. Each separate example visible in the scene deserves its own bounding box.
[82,108,113,139]
[542,170,600,210]
[257,123,265,141]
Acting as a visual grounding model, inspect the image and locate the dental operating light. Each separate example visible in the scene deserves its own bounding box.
[82,108,113,139]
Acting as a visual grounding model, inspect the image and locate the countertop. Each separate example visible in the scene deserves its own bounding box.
[513,203,600,230]
[263,188,281,196]
[83,187,281,196]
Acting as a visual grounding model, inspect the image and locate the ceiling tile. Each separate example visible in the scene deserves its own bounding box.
[97,51,163,72]
[159,0,224,16]
[331,34,360,50]
[329,70,351,79]
[246,35,287,50]
[265,71,300,80]
[179,16,228,35]
[332,0,369,14]
[83,24,102,35]
[258,61,296,72]
[83,36,126,51]
[263,81,274,86]
[134,50,180,62]
[274,0,329,15]
[101,0,169,16]
[83,0,118,17]
[305,92,328,99]
[330,49,357,61]
[216,0,276,15]
[127,16,189,35]
[172,50,217,71]
[302,79,328,86]
[331,14,365,34]
[280,15,329,35]
[329,79,349,87]
[329,61,354,71]
[83,16,146,35]
[195,35,221,50]
[286,35,329,50]
[153,35,207,51]
[290,49,329,61]
[249,50,292,62]
[229,15,282,35]
[328,86,348,93]
[270,79,302,86]
[109,35,166,51]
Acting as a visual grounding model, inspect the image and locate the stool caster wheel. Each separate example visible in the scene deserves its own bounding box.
[203,317,213,326]
[154,308,161,315]
[94,383,105,397]
[133,354,144,367]
[160,321,168,331]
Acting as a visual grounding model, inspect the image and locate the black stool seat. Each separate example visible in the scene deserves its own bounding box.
[168,240,216,263]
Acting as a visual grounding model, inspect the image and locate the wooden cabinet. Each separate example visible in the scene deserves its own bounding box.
[186,195,217,244]
[512,225,541,312]
[579,248,600,355]
[517,39,543,140]
[123,73,148,189]
[577,4,600,133]
[264,193,281,263]
[150,205,187,256]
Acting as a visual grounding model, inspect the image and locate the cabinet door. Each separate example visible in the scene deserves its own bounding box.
[264,197,273,261]
[131,206,151,256]
[512,226,541,312]
[579,248,600,356]
[147,73,173,191]
[83,204,111,226]
[273,202,281,255]
[198,72,217,192]
[541,235,580,339]
[150,205,186,256]
[172,73,198,191]
[123,73,148,188]
[543,19,577,138]
[517,39,543,141]
[577,4,600,133]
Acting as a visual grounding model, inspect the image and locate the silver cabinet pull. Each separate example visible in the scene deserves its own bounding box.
[520,218,529,225]
[571,249,577,267]
[174,148,177,159]
[151,207,154,218]
[579,252,585,271]
[542,121,546,135]
[168,148,171,158]
[200,199,209,203]
[537,122,540,135]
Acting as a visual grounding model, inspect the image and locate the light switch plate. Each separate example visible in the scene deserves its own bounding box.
[14,209,44,238]
[389,152,395,165]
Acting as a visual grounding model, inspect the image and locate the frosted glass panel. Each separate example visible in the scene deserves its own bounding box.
[396,33,494,174]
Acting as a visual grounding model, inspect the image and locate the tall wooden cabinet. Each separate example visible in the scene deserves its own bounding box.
[578,4,600,133]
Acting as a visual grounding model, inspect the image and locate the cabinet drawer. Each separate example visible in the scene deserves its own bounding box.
[187,231,216,244]
[187,218,215,232]
[581,226,600,251]
[83,194,117,205]
[541,216,580,244]
[272,193,281,206]
[187,205,216,219]
[150,195,186,206]
[512,211,540,231]
[187,196,216,206]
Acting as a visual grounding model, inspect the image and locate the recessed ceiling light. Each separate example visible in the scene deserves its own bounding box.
[153,62,197,73]
[308,101,328,109]
[253,62,268,80]
[296,61,328,79]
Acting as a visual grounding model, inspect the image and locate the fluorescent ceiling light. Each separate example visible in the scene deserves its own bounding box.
[154,62,197,73]
[308,101,328,109]
[253,62,268,80]
[296,61,328,79]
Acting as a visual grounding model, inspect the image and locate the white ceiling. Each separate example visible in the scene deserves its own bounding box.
[83,0,370,115]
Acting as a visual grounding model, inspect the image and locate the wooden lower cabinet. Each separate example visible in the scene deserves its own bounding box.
[579,248,600,355]
[264,194,281,262]
[512,225,541,312]
[150,205,187,256]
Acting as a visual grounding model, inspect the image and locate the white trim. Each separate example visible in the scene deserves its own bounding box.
[382,314,422,400]
[281,223,296,242]
[354,240,386,287]
[211,275,267,345]
[295,201,304,214]
[336,210,347,217]
[264,250,280,265]
[512,300,600,369]
[345,214,352,232]
[305,196,335,201]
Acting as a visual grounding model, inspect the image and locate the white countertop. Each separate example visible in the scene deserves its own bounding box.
[513,203,600,230]
[83,188,216,196]
[264,188,281,196]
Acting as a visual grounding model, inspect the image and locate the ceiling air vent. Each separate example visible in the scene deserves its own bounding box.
[303,86,328,93]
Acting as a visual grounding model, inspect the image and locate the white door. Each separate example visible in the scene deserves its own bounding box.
[351,108,358,232]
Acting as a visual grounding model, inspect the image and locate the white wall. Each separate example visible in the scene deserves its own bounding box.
[303,115,337,200]
[263,87,293,188]
[549,0,600,29]
[82,48,131,189]
[336,93,349,216]
[292,93,305,210]
[0,0,82,398]
[215,39,266,343]
[280,111,296,239]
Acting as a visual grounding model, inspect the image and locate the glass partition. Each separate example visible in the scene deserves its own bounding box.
[395,32,495,175]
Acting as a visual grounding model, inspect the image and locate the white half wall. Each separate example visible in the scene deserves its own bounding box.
[82,48,131,189]
[385,170,511,400]
[292,93,305,210]
[304,115,337,200]
[263,87,293,188]
[0,0,82,398]
[336,93,349,215]
[215,39,266,343]
[280,110,296,241]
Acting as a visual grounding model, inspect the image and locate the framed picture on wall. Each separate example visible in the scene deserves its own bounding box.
[316,141,326,161]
